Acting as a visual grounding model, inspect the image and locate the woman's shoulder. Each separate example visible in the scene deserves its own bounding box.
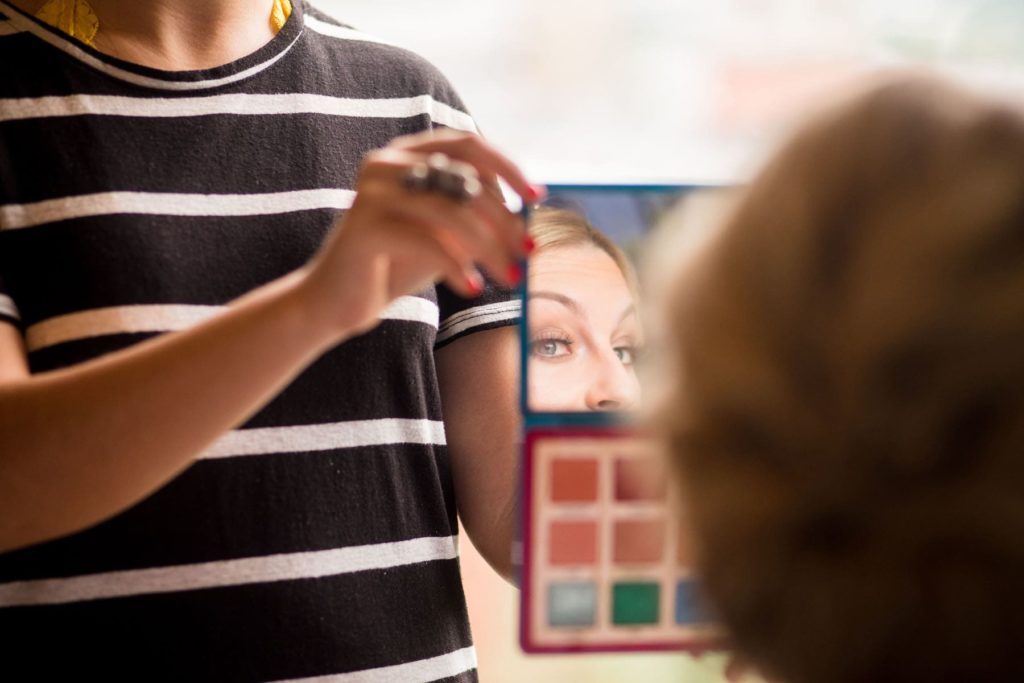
[300,3,462,104]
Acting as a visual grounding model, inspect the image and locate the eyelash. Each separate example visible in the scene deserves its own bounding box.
[530,333,574,360]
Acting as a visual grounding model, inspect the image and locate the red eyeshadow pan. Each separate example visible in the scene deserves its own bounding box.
[613,519,666,564]
[549,520,598,566]
[550,458,599,502]
[614,458,667,501]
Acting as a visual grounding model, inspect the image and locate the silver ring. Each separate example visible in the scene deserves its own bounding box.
[402,153,482,204]
[403,161,432,192]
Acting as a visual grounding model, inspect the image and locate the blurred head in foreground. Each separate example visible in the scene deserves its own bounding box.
[527,207,642,411]
[661,75,1024,683]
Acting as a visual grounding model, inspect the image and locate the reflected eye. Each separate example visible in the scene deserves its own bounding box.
[614,346,638,365]
[531,337,573,359]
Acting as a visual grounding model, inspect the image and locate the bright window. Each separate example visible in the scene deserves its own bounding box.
[318,0,1024,183]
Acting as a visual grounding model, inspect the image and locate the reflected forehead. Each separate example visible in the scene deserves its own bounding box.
[528,244,636,328]
[529,244,627,284]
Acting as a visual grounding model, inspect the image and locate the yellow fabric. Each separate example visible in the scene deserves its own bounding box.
[35,0,99,47]
[270,0,292,33]
[36,0,293,49]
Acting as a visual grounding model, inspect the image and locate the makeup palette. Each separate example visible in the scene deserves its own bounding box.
[520,428,720,653]
[518,185,726,654]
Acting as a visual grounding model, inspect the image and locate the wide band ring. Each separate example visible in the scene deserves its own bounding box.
[403,153,483,204]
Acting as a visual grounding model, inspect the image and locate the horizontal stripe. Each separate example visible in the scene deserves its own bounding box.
[199,418,447,459]
[436,300,521,344]
[0,189,357,230]
[0,92,478,129]
[381,295,440,327]
[420,97,478,134]
[277,646,477,683]
[0,444,456,583]
[439,299,520,331]
[24,296,438,351]
[1,213,331,325]
[23,325,447,427]
[0,292,19,320]
[0,558,472,680]
[303,14,391,46]
[0,0,303,92]
[0,535,457,606]
[0,114,424,201]
[25,304,219,351]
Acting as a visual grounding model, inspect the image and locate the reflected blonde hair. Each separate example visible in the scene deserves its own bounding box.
[663,75,1024,683]
[528,206,637,291]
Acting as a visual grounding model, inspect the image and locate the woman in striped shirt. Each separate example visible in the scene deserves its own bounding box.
[0,1,537,680]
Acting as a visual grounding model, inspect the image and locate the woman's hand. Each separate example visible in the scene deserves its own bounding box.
[299,130,540,341]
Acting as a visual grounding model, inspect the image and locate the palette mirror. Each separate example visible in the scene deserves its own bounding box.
[518,185,733,654]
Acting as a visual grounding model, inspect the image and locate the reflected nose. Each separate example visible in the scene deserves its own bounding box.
[584,352,639,412]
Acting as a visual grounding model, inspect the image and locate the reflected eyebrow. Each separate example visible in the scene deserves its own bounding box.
[533,291,637,333]
[530,291,584,317]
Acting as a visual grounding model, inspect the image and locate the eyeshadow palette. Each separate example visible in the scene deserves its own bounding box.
[520,428,720,653]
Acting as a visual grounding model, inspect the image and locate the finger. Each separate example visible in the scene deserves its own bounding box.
[423,156,530,258]
[362,149,528,272]
[429,157,529,257]
[389,192,520,287]
[394,132,503,197]
[468,187,530,258]
[388,130,541,204]
[348,161,486,297]
[400,131,540,204]
[388,217,484,298]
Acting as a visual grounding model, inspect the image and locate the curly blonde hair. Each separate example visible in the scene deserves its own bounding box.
[663,75,1024,683]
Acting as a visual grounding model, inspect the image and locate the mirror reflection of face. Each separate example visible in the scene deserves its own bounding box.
[528,243,642,412]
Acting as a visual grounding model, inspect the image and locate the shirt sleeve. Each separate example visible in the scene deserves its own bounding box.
[435,277,521,350]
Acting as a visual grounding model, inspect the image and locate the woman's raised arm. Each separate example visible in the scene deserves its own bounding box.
[0,130,537,553]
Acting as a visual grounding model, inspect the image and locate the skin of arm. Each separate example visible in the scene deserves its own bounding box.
[436,325,521,583]
[0,269,344,553]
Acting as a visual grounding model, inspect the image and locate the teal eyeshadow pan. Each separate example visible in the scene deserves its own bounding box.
[612,582,660,625]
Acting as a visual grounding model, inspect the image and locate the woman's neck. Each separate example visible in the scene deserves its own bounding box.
[10,0,279,71]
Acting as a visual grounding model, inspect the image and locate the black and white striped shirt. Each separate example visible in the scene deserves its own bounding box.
[0,2,519,680]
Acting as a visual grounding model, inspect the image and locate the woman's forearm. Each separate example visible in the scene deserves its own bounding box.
[0,130,537,556]
[0,267,340,553]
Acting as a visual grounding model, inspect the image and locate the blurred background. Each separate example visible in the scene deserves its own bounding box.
[315,1,1024,681]
[321,0,1024,185]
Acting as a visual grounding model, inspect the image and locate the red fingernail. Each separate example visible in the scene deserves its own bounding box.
[507,263,522,284]
[528,184,546,202]
[466,275,483,296]
[524,235,536,253]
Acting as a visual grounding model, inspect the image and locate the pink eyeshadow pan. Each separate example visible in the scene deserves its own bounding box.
[613,519,666,564]
[614,458,667,501]
[549,520,599,566]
